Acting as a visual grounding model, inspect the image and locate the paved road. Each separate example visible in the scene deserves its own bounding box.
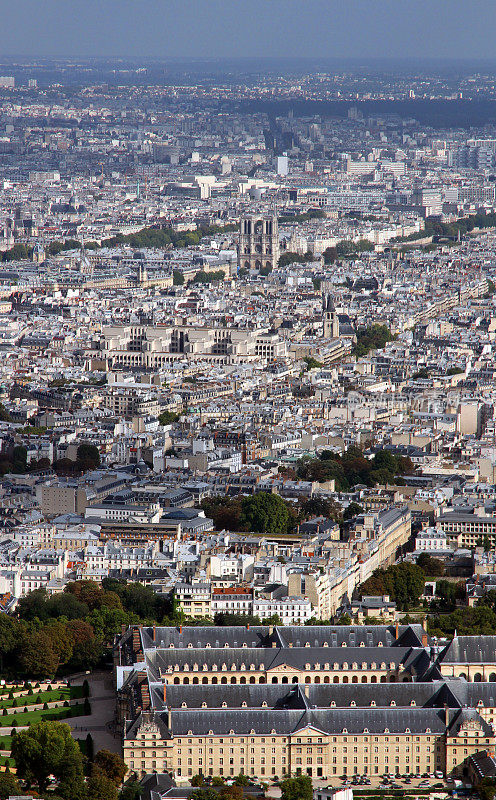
[68,669,121,754]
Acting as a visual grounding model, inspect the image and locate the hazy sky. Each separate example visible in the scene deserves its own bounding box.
[0,0,495,61]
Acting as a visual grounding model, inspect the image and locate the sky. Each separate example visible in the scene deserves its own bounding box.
[0,0,495,62]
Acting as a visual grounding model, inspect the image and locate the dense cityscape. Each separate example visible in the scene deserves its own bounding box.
[4,39,496,800]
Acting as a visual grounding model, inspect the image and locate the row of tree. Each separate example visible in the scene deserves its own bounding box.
[0,579,178,678]
[0,443,101,478]
[99,222,237,251]
[296,446,415,491]
[201,492,364,537]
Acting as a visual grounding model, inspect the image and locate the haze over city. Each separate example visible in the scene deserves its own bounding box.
[0,0,495,60]
[2,7,496,800]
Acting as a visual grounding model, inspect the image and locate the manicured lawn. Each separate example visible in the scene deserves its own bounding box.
[0,686,83,710]
[0,702,87,727]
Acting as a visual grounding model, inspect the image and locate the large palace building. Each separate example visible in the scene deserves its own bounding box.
[116,625,496,783]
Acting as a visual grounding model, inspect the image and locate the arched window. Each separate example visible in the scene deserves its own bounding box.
[221,677,227,684]
[272,677,278,684]
[474,673,483,682]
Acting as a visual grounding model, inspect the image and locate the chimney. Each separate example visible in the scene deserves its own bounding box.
[246,624,250,630]
[395,622,399,639]
[444,704,450,727]
[179,625,182,634]
[422,633,428,647]
[167,706,172,729]
[304,684,310,699]
[163,683,166,704]
[153,625,156,641]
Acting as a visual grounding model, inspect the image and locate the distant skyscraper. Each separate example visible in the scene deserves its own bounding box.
[0,77,15,88]
[238,216,279,273]
[276,155,288,176]
[28,79,37,89]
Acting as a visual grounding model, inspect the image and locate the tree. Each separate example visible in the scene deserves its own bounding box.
[360,562,425,611]
[0,773,21,799]
[279,775,313,800]
[19,630,60,677]
[87,766,118,800]
[0,404,12,422]
[417,553,445,577]
[94,750,128,785]
[241,492,292,536]
[76,443,101,471]
[173,270,184,286]
[12,445,27,474]
[191,774,205,787]
[303,356,322,371]
[479,778,496,800]
[192,790,219,800]
[343,502,363,521]
[119,780,141,800]
[201,496,244,531]
[158,410,180,426]
[12,720,84,793]
[353,324,396,357]
[323,246,337,264]
[301,496,342,522]
[16,587,48,620]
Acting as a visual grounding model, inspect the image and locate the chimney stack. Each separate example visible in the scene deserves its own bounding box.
[153,625,156,641]
[395,622,399,639]
[163,683,166,704]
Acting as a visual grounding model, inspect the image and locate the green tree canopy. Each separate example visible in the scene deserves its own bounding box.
[94,749,128,785]
[279,774,313,800]
[12,720,85,793]
[241,492,292,535]
[360,562,425,611]
[0,772,21,800]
